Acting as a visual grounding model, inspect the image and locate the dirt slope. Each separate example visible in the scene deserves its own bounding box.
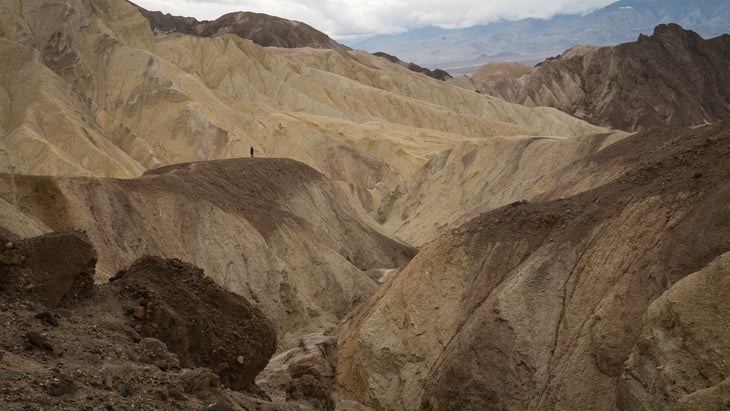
[336,121,730,410]
[376,131,627,246]
[0,158,415,349]
[466,24,730,132]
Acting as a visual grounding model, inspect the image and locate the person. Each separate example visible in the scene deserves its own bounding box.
[250,146,254,158]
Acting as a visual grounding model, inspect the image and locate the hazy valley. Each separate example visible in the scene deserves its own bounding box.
[0,0,729,410]
[353,0,730,74]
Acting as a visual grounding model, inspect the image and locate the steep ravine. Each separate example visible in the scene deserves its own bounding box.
[336,121,730,410]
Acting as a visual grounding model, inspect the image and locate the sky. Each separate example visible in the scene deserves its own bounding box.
[131,0,618,44]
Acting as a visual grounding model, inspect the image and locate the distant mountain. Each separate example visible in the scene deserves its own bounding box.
[464,24,730,132]
[352,0,730,74]
[136,6,454,80]
[136,7,347,49]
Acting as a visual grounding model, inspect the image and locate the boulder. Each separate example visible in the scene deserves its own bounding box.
[0,229,96,308]
[110,256,277,390]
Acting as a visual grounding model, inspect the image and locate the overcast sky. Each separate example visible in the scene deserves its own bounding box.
[132,0,618,43]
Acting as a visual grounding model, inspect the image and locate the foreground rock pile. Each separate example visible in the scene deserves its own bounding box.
[0,230,325,410]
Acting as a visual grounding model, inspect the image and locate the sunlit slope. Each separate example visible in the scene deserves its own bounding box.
[0,0,608,214]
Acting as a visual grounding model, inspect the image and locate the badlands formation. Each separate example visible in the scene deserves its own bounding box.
[0,0,728,410]
[461,24,730,132]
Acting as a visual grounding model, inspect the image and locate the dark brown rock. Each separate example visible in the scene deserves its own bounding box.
[373,52,452,81]
[138,337,180,371]
[181,368,221,400]
[286,374,335,411]
[137,8,347,50]
[25,331,55,353]
[110,256,277,390]
[46,374,77,397]
[0,229,96,308]
[475,24,730,132]
[34,311,59,327]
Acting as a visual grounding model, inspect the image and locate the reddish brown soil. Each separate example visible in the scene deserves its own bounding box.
[109,255,277,390]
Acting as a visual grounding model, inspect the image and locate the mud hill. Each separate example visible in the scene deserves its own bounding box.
[463,24,730,131]
[336,120,730,410]
[137,7,346,50]
[0,157,415,349]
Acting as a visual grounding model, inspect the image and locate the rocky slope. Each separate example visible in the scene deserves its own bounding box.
[336,120,730,410]
[372,52,452,81]
[0,230,285,410]
[0,158,415,349]
[462,24,730,131]
[618,251,730,410]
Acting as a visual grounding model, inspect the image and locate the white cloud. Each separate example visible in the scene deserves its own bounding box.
[131,0,617,42]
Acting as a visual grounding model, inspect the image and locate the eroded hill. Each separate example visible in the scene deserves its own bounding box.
[137,7,346,50]
[0,0,608,220]
[0,158,415,349]
[461,24,730,131]
[336,120,730,410]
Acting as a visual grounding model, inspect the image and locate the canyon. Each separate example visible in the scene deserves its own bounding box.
[0,0,728,410]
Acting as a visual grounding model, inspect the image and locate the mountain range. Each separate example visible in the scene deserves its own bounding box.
[353,0,730,74]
